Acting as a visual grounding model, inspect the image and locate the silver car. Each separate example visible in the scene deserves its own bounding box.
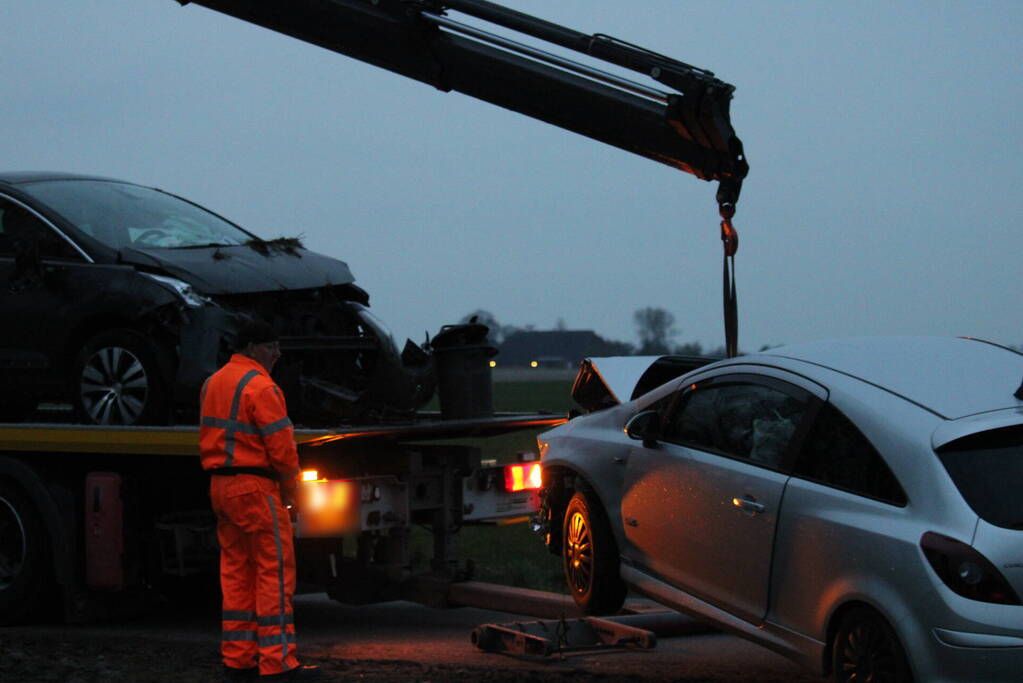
[536,337,1023,683]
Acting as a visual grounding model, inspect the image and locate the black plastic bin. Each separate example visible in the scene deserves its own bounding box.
[431,323,497,420]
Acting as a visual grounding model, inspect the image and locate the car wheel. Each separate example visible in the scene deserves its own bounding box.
[562,490,626,615]
[0,480,52,625]
[74,330,169,426]
[832,607,913,683]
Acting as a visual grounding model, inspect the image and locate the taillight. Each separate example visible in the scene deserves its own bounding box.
[920,532,1021,605]
[503,463,542,492]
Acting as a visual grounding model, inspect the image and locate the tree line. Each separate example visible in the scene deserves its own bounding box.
[460,307,739,358]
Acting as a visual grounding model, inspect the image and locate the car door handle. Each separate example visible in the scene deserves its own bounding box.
[613,456,626,464]
[732,496,765,515]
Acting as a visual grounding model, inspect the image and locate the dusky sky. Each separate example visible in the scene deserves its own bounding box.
[4,1,1021,351]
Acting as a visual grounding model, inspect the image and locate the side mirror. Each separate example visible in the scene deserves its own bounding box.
[625,410,661,446]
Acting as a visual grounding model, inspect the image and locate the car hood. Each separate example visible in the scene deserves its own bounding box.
[570,355,718,413]
[571,356,662,412]
[119,245,356,294]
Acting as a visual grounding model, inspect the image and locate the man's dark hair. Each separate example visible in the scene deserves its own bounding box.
[234,319,279,351]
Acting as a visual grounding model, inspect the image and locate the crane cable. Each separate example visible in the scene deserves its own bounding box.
[717,181,740,358]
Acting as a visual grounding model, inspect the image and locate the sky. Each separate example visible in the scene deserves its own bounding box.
[3,1,1021,352]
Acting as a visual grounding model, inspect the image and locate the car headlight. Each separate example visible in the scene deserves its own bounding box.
[142,273,211,308]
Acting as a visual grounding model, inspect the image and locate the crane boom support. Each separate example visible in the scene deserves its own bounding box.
[177,0,748,193]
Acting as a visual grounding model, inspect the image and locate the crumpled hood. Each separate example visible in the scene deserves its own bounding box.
[119,245,356,294]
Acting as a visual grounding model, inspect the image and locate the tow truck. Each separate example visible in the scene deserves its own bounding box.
[0,0,747,626]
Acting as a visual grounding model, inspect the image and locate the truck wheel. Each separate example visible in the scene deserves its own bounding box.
[562,490,626,615]
[831,607,913,683]
[0,480,52,625]
[73,330,169,425]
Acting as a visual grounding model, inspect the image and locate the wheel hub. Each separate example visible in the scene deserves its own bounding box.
[565,511,592,594]
[80,345,149,425]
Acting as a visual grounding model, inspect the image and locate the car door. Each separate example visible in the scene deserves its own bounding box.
[620,373,816,625]
[0,195,91,390]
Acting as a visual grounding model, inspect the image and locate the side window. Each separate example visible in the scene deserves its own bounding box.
[663,381,809,468]
[792,402,907,505]
[0,198,80,260]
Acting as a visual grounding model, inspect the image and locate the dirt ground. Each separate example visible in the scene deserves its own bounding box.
[0,633,662,683]
[0,590,815,683]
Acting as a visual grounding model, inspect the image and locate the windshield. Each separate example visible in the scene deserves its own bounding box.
[20,179,256,249]
[937,425,1023,530]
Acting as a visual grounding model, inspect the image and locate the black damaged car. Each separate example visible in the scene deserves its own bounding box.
[0,172,434,426]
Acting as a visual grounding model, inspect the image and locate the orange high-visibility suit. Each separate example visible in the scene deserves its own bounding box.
[200,354,302,676]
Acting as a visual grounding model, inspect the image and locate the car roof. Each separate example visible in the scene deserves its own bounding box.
[759,336,1023,419]
[0,171,128,185]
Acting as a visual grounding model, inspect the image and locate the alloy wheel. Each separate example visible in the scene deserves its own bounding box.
[80,345,149,425]
[565,509,593,596]
[836,616,901,682]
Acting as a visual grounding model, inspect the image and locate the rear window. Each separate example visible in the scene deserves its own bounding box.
[937,425,1023,530]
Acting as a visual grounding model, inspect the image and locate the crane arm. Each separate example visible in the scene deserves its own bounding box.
[176,0,748,201]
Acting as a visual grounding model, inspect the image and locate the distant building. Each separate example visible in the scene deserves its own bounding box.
[497,330,625,369]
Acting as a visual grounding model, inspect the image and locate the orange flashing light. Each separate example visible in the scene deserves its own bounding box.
[301,469,321,482]
[504,463,542,492]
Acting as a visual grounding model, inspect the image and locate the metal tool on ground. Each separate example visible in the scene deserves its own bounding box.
[471,615,656,656]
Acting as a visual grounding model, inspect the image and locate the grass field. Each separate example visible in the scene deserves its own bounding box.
[437,372,576,592]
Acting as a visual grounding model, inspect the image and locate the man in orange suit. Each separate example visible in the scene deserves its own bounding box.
[200,320,319,680]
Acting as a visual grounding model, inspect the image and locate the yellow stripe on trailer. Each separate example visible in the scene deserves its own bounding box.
[0,424,331,457]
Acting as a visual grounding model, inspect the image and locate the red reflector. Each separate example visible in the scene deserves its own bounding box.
[504,463,542,492]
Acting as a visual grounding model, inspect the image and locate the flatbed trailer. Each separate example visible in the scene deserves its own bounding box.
[0,414,561,624]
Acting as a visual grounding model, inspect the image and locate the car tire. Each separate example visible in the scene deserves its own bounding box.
[0,480,53,625]
[562,490,626,615]
[831,606,914,683]
[73,330,169,426]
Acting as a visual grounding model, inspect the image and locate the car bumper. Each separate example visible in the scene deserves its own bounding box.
[900,600,1023,682]
[916,633,1023,682]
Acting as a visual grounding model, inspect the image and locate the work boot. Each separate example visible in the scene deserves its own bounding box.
[222,664,259,680]
[266,664,322,680]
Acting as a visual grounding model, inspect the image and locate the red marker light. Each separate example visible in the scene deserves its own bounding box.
[504,463,542,492]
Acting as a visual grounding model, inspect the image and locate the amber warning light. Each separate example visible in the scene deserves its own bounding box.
[297,475,357,536]
[504,463,542,492]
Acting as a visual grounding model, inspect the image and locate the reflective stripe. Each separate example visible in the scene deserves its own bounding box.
[202,416,261,435]
[258,632,297,647]
[267,494,289,666]
[222,610,257,622]
[257,613,295,627]
[224,370,260,466]
[222,630,258,642]
[259,416,293,437]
